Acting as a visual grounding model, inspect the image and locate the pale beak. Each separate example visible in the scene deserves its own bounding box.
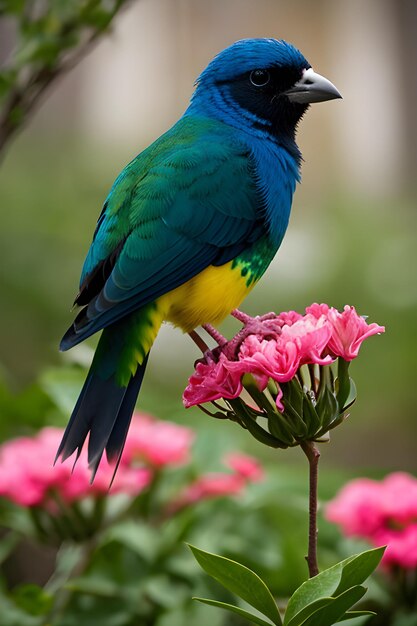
[284,67,342,104]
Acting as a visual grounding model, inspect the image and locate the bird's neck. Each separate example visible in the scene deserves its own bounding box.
[249,138,300,248]
[185,93,302,249]
[187,87,302,164]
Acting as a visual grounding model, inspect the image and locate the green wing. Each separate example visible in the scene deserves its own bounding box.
[61,116,265,350]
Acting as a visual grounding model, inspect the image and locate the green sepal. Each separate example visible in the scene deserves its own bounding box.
[228,398,289,448]
[194,598,275,626]
[302,394,322,439]
[242,378,296,445]
[335,360,351,409]
[267,410,298,446]
[282,377,304,419]
[315,385,339,431]
[340,378,357,413]
[188,544,283,625]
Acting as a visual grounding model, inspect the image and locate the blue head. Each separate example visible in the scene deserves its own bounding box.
[188,38,341,143]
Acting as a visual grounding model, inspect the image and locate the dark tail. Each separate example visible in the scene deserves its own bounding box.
[56,320,151,480]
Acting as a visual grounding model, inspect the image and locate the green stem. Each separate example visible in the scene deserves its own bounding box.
[300,441,320,577]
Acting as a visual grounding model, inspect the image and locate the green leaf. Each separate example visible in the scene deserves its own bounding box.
[102,520,160,563]
[301,586,367,626]
[13,584,53,617]
[0,531,19,564]
[284,548,383,626]
[39,366,85,415]
[188,545,282,625]
[286,598,334,626]
[194,598,275,626]
[335,547,385,596]
[337,611,376,622]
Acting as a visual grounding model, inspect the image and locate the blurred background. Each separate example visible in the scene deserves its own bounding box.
[0,0,416,472]
[0,2,417,624]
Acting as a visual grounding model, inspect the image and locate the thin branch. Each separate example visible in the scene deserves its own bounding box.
[0,0,133,157]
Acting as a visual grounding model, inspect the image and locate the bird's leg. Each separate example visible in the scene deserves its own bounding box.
[188,330,210,354]
[189,327,227,364]
[202,324,228,347]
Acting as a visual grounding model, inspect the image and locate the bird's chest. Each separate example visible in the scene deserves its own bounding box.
[162,236,276,332]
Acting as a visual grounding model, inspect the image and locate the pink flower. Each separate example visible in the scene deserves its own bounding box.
[0,427,151,508]
[167,453,264,514]
[238,335,299,384]
[183,315,333,411]
[224,453,264,482]
[122,413,194,467]
[326,473,417,570]
[175,473,246,507]
[279,314,333,367]
[184,303,384,414]
[306,303,385,361]
[326,478,385,536]
[183,353,247,408]
[375,525,417,570]
[275,310,303,326]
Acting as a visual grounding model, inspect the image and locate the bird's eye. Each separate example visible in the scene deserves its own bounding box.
[249,69,270,87]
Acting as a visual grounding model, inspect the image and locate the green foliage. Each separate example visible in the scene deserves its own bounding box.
[0,0,130,153]
[190,544,283,625]
[190,546,384,626]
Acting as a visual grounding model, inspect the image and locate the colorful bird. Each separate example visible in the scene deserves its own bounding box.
[57,38,341,477]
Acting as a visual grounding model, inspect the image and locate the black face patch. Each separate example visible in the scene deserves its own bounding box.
[224,65,310,139]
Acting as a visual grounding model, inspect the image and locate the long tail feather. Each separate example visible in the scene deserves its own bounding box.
[55,356,150,479]
[56,303,164,480]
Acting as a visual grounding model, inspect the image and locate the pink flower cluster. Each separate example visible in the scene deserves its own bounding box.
[168,452,264,514]
[0,413,192,508]
[183,304,384,410]
[0,414,263,520]
[326,473,417,569]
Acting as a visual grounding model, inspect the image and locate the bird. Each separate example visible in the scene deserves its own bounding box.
[56,38,341,478]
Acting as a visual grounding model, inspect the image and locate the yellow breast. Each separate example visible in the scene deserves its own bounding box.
[159,261,254,333]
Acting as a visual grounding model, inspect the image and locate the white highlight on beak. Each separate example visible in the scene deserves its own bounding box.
[285,67,342,104]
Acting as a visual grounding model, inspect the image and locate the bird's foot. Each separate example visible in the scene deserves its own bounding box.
[231,308,277,324]
[190,312,282,364]
[223,310,282,360]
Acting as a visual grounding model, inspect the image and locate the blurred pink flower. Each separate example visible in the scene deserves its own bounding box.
[176,473,245,505]
[225,452,264,482]
[121,413,194,467]
[326,473,417,570]
[168,452,264,513]
[0,427,151,508]
[306,303,385,361]
[375,525,417,570]
[326,477,385,536]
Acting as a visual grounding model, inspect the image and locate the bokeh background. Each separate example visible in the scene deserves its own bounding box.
[1,0,416,473]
